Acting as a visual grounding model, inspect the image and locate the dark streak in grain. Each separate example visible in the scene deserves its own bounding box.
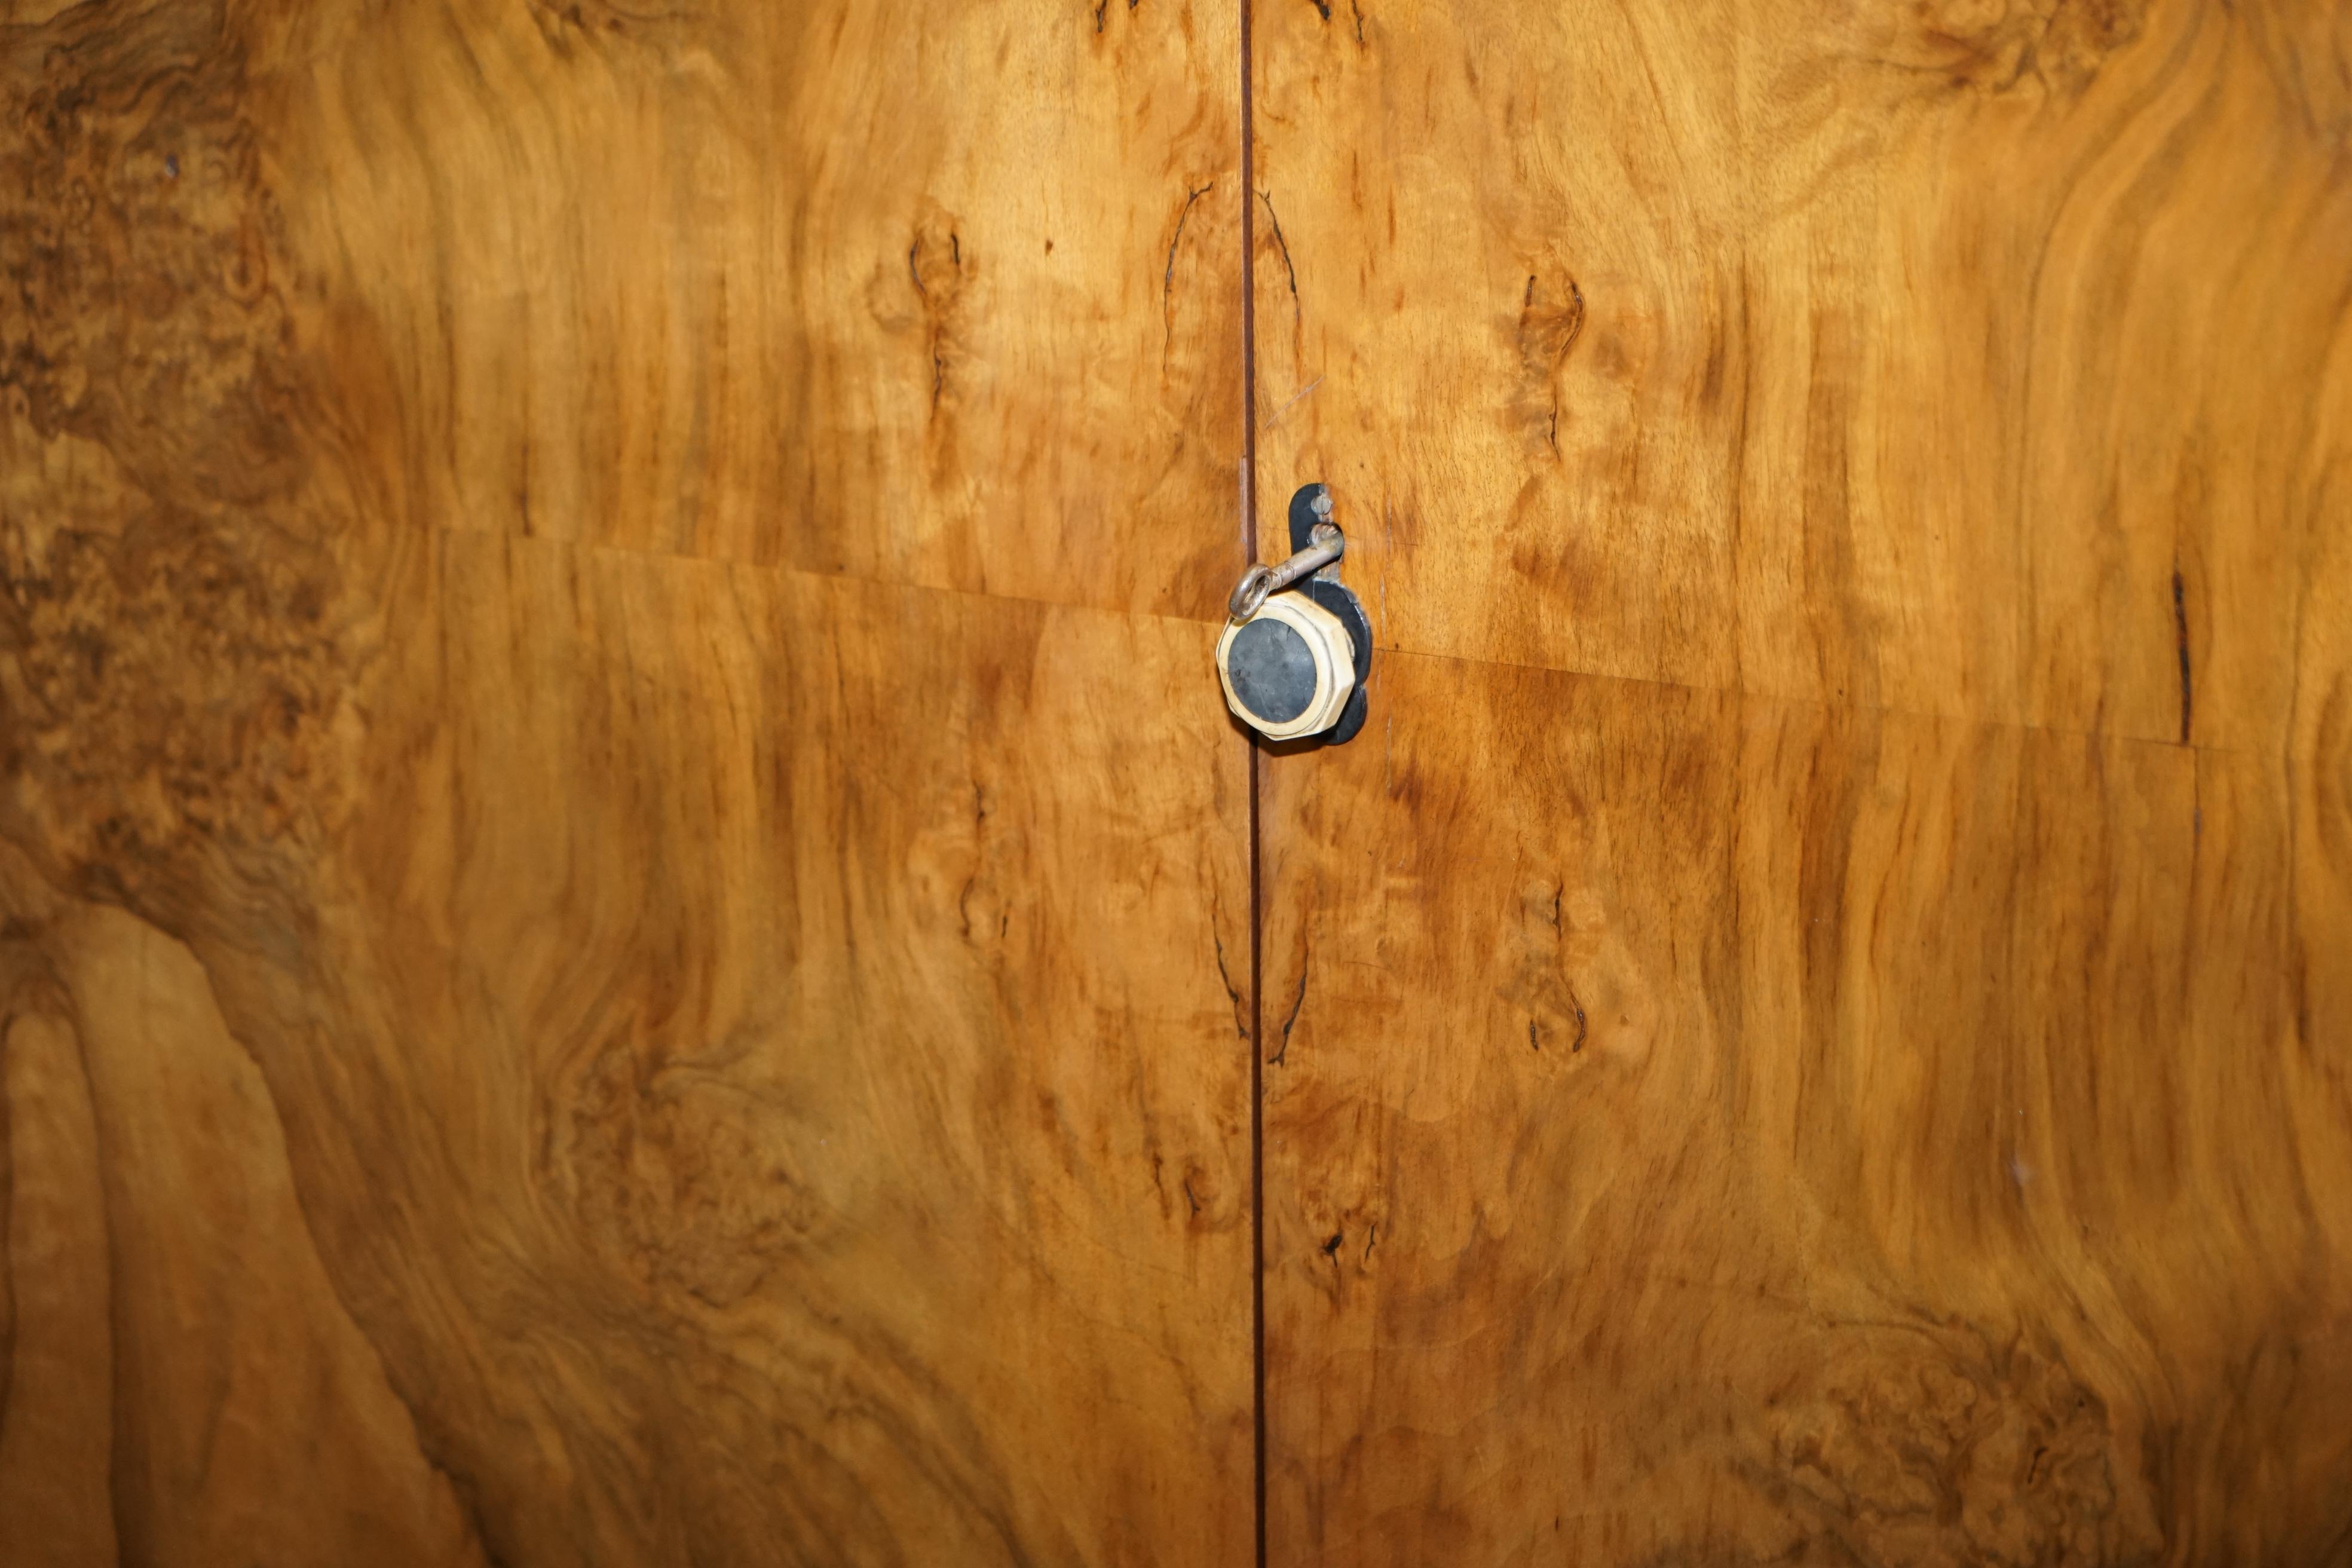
[1257,191,1300,308]
[2172,566,2193,745]
[1163,180,1215,365]
[1515,273,1584,461]
[1270,964,1308,1067]
[1166,181,1215,296]
[1213,930,1250,1039]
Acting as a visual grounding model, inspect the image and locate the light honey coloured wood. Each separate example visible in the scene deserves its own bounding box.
[1250,0,2350,747]
[1252,0,2352,1560]
[1,0,1254,1562]
[1260,658,2352,1563]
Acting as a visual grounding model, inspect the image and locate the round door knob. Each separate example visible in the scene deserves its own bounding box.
[1216,591,1357,740]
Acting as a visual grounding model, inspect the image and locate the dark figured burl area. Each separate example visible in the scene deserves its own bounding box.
[1848,0,2152,96]
[1,1,345,927]
[1758,1321,2147,1568]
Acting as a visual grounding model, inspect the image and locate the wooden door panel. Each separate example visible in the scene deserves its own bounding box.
[1249,0,2351,745]
[1,0,1252,1561]
[1261,650,2352,1561]
[1251,0,2352,1557]
[249,0,1248,615]
[0,868,487,1566]
[1,528,1259,1563]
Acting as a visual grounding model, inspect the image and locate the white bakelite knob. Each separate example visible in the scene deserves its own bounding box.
[1215,592,1357,740]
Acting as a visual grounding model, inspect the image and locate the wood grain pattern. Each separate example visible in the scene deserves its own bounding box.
[1261,656,2352,1563]
[1252,0,2352,1560]
[263,0,1249,612]
[11,0,2348,1557]
[1,0,1253,1561]
[1250,0,2350,745]
[0,859,486,1567]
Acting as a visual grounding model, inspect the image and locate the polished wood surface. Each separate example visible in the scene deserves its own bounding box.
[1249,0,2347,745]
[1251,0,2352,1560]
[1,0,1253,1561]
[1260,660,2352,1562]
[8,0,2348,1558]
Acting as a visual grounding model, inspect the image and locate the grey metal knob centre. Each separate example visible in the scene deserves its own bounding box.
[1226,617,1318,724]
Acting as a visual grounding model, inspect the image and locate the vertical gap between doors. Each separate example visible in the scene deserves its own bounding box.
[1238,0,1266,1561]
